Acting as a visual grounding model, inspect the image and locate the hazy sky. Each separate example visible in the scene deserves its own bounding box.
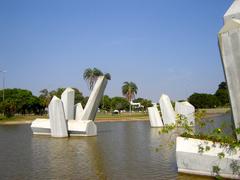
[0,0,233,102]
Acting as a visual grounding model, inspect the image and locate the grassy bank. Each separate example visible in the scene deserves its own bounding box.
[0,114,48,124]
[0,108,230,125]
[0,112,149,124]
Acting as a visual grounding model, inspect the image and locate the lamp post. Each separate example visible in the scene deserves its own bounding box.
[0,70,6,102]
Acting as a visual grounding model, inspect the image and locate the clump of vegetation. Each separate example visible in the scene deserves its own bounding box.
[188,82,229,108]
[159,110,240,179]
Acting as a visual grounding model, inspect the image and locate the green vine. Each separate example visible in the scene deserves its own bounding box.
[158,110,240,179]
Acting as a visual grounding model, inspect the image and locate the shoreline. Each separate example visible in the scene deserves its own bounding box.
[0,108,230,125]
[0,118,149,125]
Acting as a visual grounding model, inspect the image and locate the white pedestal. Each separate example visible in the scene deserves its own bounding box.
[176,136,240,179]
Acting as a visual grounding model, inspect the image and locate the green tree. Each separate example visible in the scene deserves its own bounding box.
[122,81,138,112]
[215,82,229,106]
[50,88,65,98]
[0,88,44,116]
[39,89,51,109]
[83,68,104,90]
[188,93,220,109]
[50,88,85,105]
[218,82,227,90]
[100,95,112,112]
[111,97,129,112]
[73,88,85,104]
[0,100,16,117]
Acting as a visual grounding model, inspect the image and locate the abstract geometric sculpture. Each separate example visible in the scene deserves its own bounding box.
[80,76,108,121]
[148,106,163,127]
[175,101,195,125]
[49,96,68,137]
[61,87,75,120]
[31,76,108,137]
[159,94,176,125]
[218,0,240,140]
[74,103,84,120]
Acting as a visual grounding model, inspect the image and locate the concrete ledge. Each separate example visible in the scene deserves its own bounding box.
[176,136,240,179]
[31,119,97,137]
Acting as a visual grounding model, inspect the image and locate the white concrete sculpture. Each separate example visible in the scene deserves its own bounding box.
[61,87,75,120]
[80,76,108,121]
[219,0,240,140]
[176,2,240,179]
[31,96,69,137]
[48,96,68,137]
[31,118,51,135]
[148,107,163,127]
[159,94,176,125]
[68,120,97,136]
[31,76,108,137]
[75,103,84,120]
[223,0,240,23]
[175,101,195,125]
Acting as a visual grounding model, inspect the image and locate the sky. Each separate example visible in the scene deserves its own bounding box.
[0,0,234,102]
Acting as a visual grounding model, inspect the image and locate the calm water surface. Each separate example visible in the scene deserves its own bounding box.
[0,115,231,180]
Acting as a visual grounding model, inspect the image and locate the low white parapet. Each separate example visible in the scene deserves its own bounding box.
[176,136,240,179]
[68,120,97,136]
[31,118,51,135]
[31,119,97,137]
[148,107,163,127]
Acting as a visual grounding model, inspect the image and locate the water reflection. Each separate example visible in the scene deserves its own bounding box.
[0,116,230,180]
[31,136,107,179]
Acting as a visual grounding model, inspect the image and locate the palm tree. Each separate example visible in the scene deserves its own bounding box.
[122,81,138,112]
[83,68,103,90]
[104,73,111,80]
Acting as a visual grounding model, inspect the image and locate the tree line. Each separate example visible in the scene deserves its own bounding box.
[0,88,152,117]
[0,67,230,117]
[188,82,230,108]
[0,67,153,117]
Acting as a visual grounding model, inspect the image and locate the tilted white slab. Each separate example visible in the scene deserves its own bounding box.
[48,96,68,137]
[224,0,240,23]
[75,103,84,120]
[175,101,195,125]
[80,76,108,121]
[176,137,240,179]
[159,94,176,125]
[219,6,240,140]
[61,88,75,120]
[148,107,163,127]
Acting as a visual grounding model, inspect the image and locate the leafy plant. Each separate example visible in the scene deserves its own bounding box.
[158,110,240,179]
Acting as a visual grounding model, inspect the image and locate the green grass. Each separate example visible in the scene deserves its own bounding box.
[0,114,48,123]
[0,112,148,123]
[96,112,148,121]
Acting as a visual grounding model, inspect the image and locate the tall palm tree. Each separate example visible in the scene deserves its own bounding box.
[83,68,103,90]
[104,73,111,80]
[122,81,138,112]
